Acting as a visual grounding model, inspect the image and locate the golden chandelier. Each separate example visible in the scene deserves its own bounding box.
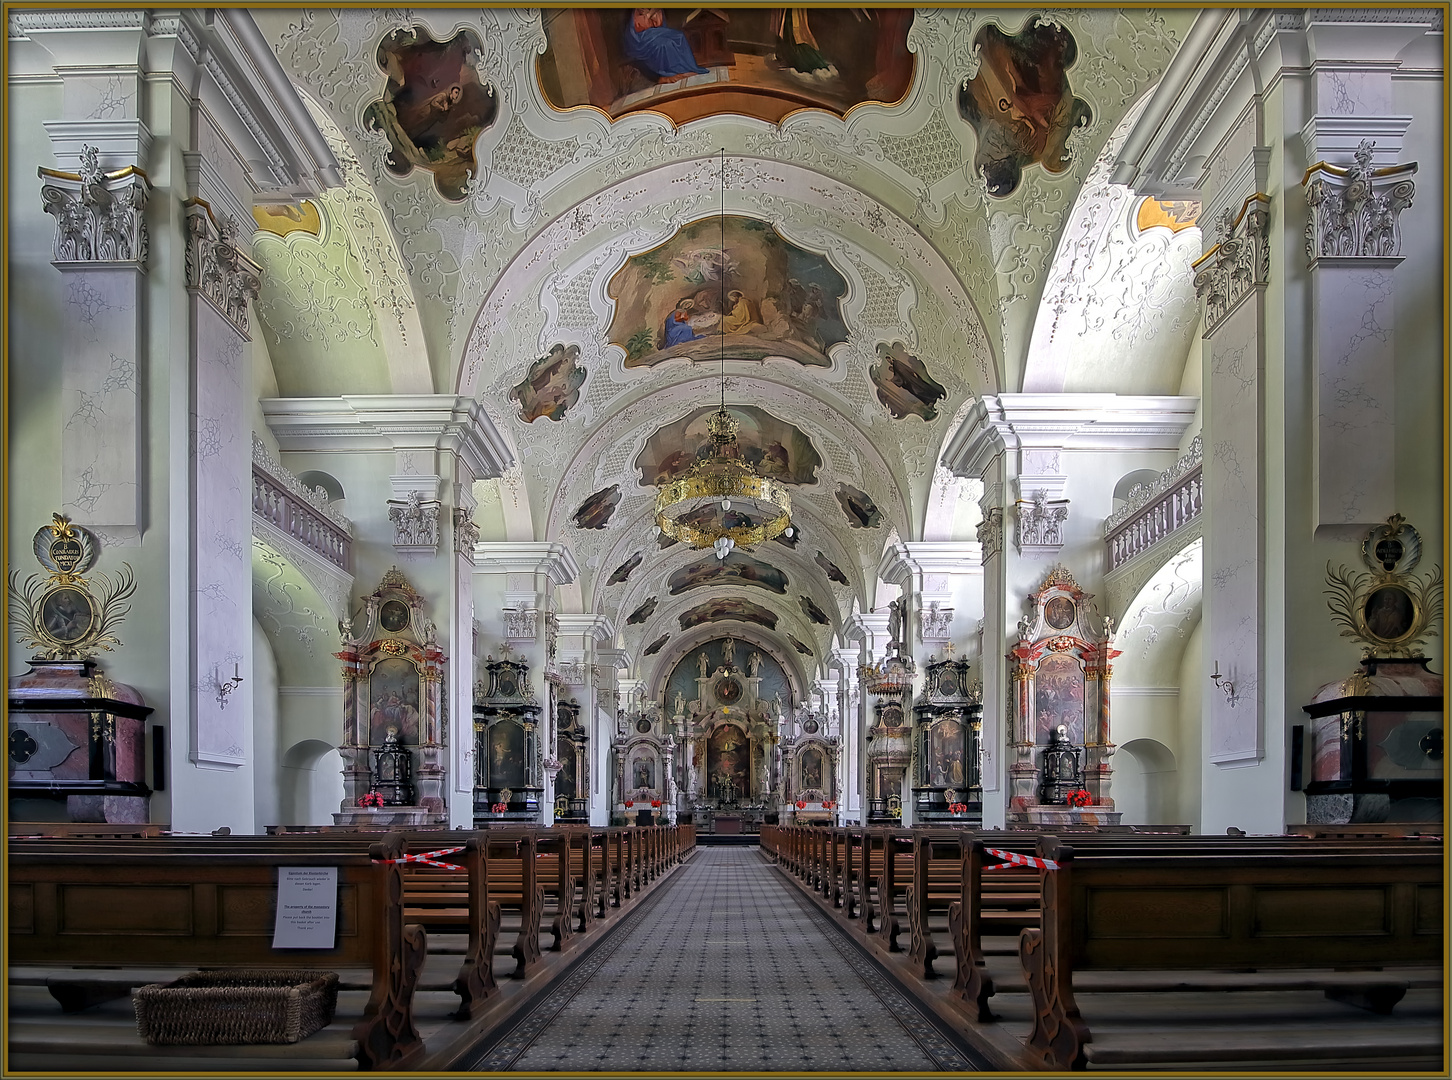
[654,150,793,559]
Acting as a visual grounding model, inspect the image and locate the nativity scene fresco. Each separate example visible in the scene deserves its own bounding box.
[366,26,498,200]
[669,552,789,596]
[510,344,586,423]
[537,8,915,127]
[869,341,948,421]
[607,216,847,369]
[957,18,1092,198]
[636,405,822,486]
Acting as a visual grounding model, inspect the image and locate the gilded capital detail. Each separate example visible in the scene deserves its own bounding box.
[39,144,149,268]
[1193,195,1270,335]
[1304,140,1416,264]
[185,203,262,338]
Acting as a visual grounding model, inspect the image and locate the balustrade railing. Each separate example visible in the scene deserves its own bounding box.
[251,437,352,573]
[1104,437,1203,572]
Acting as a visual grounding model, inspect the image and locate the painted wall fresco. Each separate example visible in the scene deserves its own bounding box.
[869,341,947,421]
[836,484,881,528]
[636,405,822,486]
[669,552,789,596]
[537,8,914,126]
[1136,197,1201,235]
[789,634,814,656]
[957,19,1092,198]
[253,201,322,239]
[365,26,498,200]
[368,656,421,745]
[678,597,778,631]
[643,634,669,656]
[573,485,621,529]
[606,551,643,585]
[799,595,830,625]
[814,552,848,585]
[626,597,658,625]
[510,343,586,423]
[608,217,847,369]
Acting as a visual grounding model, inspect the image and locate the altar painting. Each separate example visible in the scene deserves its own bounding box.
[799,745,825,793]
[369,657,421,745]
[488,720,527,788]
[708,724,751,801]
[556,735,577,798]
[1035,653,1084,744]
[630,748,658,791]
[926,719,965,787]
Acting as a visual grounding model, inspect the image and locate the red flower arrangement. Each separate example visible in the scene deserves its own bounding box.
[490,801,508,813]
[357,791,384,808]
[1066,788,1093,808]
[821,800,833,810]
[796,800,807,810]
[650,798,662,808]
[624,799,634,809]
[949,802,968,814]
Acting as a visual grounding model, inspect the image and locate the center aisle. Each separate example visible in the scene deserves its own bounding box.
[463,845,982,1073]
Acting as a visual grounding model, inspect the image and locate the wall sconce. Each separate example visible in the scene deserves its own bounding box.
[216,662,243,710]
[1210,660,1234,705]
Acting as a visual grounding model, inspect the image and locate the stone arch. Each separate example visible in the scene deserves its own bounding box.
[1113,737,1178,825]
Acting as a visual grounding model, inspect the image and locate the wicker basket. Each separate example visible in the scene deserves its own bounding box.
[133,969,339,1045]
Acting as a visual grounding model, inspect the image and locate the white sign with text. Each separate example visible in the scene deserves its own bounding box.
[272,866,339,949]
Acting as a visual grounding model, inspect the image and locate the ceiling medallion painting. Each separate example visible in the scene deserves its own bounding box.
[643,634,670,656]
[510,343,586,423]
[606,552,643,586]
[365,26,497,200]
[836,484,882,529]
[573,485,621,530]
[537,8,914,126]
[815,552,849,585]
[627,598,658,625]
[789,634,815,656]
[957,18,1092,198]
[637,405,822,487]
[869,341,948,421]
[678,597,779,632]
[669,552,789,596]
[799,595,830,625]
[607,216,847,370]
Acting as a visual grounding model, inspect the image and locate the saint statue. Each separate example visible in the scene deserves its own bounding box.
[697,651,710,677]
[886,597,905,651]
[673,690,685,716]
[748,651,762,677]
[722,636,736,668]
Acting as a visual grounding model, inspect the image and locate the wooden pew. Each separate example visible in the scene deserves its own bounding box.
[1020,835,1444,1070]
[8,832,425,1069]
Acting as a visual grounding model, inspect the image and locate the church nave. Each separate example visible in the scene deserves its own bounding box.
[465,846,983,1074]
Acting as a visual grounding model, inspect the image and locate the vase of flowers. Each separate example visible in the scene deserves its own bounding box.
[357,791,384,809]
[1066,788,1092,809]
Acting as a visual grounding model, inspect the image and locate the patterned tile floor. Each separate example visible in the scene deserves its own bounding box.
[464,847,983,1073]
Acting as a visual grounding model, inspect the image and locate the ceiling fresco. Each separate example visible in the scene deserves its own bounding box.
[366,25,497,199]
[636,404,822,486]
[537,8,915,126]
[668,552,790,597]
[606,215,847,369]
[252,6,1197,682]
[679,596,779,632]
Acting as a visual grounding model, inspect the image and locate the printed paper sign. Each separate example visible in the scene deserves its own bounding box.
[272,866,339,949]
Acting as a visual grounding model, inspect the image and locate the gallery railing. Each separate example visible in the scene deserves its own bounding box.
[1104,436,1203,572]
[251,436,352,573]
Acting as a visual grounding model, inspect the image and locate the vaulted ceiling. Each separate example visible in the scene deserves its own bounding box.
[251,8,1201,683]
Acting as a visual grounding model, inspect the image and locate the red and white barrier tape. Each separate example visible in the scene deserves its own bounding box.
[373,846,466,871]
[982,846,1059,871]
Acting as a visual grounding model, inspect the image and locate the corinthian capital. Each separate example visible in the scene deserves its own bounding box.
[185,202,262,337]
[39,144,150,268]
[1304,140,1416,265]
